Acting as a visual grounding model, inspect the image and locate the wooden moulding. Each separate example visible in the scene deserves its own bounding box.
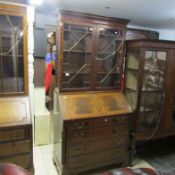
[126,39,175,49]
[59,10,130,28]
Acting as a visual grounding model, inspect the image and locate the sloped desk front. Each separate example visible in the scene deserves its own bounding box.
[53,91,132,175]
[0,97,33,171]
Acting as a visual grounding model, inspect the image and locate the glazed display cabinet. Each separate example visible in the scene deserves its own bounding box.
[125,39,175,142]
[0,4,28,95]
[57,11,129,92]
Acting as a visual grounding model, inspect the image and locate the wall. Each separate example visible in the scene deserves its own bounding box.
[158,30,175,40]
[34,13,56,57]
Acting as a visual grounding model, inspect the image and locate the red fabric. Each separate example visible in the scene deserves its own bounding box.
[0,163,31,175]
[100,168,167,175]
[44,63,53,93]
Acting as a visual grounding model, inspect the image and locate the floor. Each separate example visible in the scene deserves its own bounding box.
[33,144,153,175]
[137,137,175,174]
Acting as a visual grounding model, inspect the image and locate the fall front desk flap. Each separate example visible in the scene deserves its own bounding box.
[0,97,31,126]
[59,92,132,120]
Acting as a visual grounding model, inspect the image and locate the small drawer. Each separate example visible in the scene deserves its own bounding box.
[67,125,128,144]
[66,115,128,131]
[0,129,26,142]
[0,140,31,156]
[67,137,129,156]
[67,148,126,168]
[0,154,32,169]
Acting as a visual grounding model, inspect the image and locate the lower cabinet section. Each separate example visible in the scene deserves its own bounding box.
[68,137,128,157]
[0,154,32,169]
[67,148,128,169]
[0,125,33,171]
[53,115,131,175]
[0,140,31,156]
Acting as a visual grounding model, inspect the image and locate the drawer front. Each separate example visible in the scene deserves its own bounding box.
[67,148,126,168]
[0,154,32,169]
[67,125,128,144]
[0,140,31,156]
[67,115,128,131]
[0,129,26,142]
[67,137,129,156]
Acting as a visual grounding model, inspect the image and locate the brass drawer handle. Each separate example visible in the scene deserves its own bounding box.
[113,127,121,133]
[104,118,109,122]
[74,146,82,151]
[12,132,17,140]
[13,144,18,152]
[74,145,87,151]
[75,122,85,129]
[74,132,86,137]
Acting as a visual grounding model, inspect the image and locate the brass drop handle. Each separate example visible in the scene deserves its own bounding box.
[12,132,17,140]
[75,145,87,151]
[80,132,85,137]
[75,146,83,151]
[13,143,18,151]
[113,127,118,133]
[104,118,109,122]
[75,122,85,129]
[74,132,86,137]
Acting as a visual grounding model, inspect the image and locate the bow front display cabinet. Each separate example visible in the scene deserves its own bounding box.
[0,4,33,171]
[53,11,132,175]
[125,39,175,142]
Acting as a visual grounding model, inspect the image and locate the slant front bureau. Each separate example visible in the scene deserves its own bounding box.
[53,91,132,175]
[0,97,33,171]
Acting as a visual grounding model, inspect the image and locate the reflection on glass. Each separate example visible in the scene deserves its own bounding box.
[0,15,24,93]
[62,24,93,89]
[96,28,124,89]
[138,51,166,130]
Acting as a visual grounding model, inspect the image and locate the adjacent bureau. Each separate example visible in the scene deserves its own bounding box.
[0,97,33,171]
[53,92,132,175]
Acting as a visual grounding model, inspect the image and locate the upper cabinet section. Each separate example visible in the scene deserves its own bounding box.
[0,4,28,96]
[57,11,129,92]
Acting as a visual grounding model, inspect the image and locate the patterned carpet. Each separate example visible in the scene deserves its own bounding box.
[137,137,175,175]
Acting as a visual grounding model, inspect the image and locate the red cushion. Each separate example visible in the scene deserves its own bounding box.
[0,163,31,175]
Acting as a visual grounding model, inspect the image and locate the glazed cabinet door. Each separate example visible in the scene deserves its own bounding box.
[60,23,94,91]
[138,50,166,130]
[125,48,141,111]
[0,9,27,95]
[125,48,167,131]
[95,26,125,90]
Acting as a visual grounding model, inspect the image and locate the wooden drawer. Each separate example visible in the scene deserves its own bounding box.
[0,140,31,156]
[0,129,26,142]
[66,115,128,131]
[0,154,32,169]
[67,148,126,168]
[67,137,129,156]
[67,125,128,144]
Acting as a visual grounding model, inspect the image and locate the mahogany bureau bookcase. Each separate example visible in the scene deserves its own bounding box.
[53,11,132,175]
[0,4,33,171]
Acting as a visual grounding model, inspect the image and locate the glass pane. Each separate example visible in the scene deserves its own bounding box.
[62,24,92,89]
[125,49,140,110]
[96,28,124,89]
[0,14,24,94]
[138,51,166,130]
